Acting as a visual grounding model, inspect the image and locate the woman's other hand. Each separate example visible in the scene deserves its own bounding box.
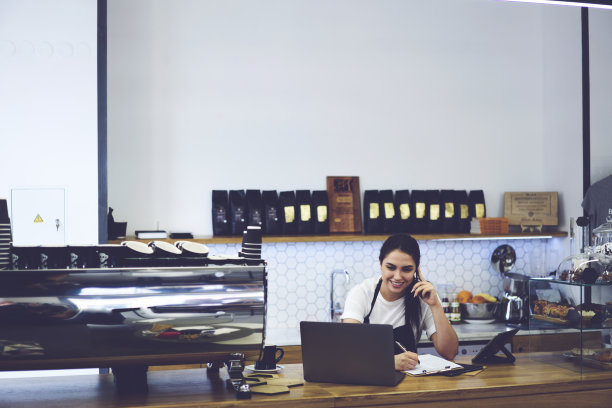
[394,351,419,371]
[411,268,440,307]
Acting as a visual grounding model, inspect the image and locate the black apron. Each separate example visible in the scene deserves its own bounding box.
[363,279,417,354]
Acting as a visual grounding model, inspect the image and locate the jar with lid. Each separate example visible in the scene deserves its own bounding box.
[592,217,612,251]
[450,294,461,324]
[441,293,451,321]
[556,253,612,284]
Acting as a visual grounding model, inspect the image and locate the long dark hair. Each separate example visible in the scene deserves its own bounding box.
[379,234,421,330]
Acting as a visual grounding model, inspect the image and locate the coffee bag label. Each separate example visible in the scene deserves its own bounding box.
[300,205,311,221]
[460,204,469,219]
[317,205,327,222]
[430,204,440,220]
[284,206,295,223]
[476,203,485,218]
[416,203,426,219]
[445,202,454,218]
[369,202,379,219]
[384,203,395,219]
[399,204,410,220]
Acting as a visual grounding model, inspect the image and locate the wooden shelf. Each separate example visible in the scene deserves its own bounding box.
[110,231,567,245]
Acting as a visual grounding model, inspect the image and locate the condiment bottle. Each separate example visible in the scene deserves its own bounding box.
[441,293,451,321]
[450,294,461,324]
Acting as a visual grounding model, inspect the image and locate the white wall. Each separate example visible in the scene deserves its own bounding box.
[0,0,99,244]
[590,9,612,184]
[106,0,586,236]
[541,5,583,252]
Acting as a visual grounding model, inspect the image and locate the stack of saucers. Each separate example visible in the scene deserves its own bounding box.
[240,226,262,259]
[0,199,11,270]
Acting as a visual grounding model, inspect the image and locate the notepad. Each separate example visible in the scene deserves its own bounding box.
[405,354,462,376]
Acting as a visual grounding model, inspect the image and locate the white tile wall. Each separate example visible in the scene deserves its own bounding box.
[206,237,566,331]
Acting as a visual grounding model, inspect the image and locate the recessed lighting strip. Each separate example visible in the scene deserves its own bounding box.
[432,235,554,241]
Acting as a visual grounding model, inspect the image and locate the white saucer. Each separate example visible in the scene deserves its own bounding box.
[463,319,496,324]
[245,364,283,373]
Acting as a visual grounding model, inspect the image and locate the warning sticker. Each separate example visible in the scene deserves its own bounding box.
[34,214,43,223]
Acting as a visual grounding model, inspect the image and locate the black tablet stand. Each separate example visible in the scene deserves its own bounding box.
[471,328,519,365]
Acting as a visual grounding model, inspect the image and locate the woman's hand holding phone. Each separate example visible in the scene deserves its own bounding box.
[411,268,438,306]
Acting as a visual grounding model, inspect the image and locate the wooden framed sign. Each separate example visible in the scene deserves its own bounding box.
[326,176,362,233]
[504,192,558,229]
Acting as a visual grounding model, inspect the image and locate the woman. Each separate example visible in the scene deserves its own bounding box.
[342,233,458,371]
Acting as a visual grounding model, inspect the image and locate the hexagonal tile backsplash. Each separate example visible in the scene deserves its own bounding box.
[206,237,565,330]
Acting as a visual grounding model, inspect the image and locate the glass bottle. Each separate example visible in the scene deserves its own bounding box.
[450,294,461,324]
[441,293,451,321]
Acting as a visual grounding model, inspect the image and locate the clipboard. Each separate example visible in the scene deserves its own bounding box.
[405,354,463,376]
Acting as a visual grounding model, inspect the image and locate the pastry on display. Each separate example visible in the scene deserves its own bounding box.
[593,349,612,362]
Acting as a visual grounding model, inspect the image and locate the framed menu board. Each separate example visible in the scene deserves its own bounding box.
[326,176,362,233]
[504,192,558,228]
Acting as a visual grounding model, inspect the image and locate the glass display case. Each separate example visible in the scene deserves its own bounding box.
[528,277,612,373]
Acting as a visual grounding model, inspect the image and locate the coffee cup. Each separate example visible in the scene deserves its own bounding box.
[242,226,262,245]
[175,241,209,266]
[254,345,284,370]
[149,240,182,266]
[120,241,155,267]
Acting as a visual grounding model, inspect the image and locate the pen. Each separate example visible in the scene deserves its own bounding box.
[395,341,420,364]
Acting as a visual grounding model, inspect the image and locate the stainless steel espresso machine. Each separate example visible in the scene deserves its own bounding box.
[0,258,266,397]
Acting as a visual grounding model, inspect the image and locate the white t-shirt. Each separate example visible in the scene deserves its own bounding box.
[341,276,437,342]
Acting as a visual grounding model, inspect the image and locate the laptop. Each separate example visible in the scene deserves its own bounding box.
[300,321,405,386]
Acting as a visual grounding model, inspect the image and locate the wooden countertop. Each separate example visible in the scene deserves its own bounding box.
[0,353,611,407]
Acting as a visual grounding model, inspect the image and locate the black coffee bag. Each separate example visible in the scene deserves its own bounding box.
[411,190,428,233]
[425,190,442,233]
[455,190,471,233]
[246,189,263,228]
[262,190,282,235]
[279,191,297,235]
[468,190,486,220]
[363,190,382,234]
[229,190,247,236]
[379,190,396,233]
[441,189,458,233]
[312,190,329,234]
[212,190,230,236]
[394,190,412,233]
[296,190,314,235]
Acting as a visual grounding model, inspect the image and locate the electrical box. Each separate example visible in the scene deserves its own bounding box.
[10,188,65,245]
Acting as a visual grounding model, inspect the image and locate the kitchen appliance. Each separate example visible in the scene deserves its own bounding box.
[0,258,266,397]
[500,272,530,324]
[491,245,530,324]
